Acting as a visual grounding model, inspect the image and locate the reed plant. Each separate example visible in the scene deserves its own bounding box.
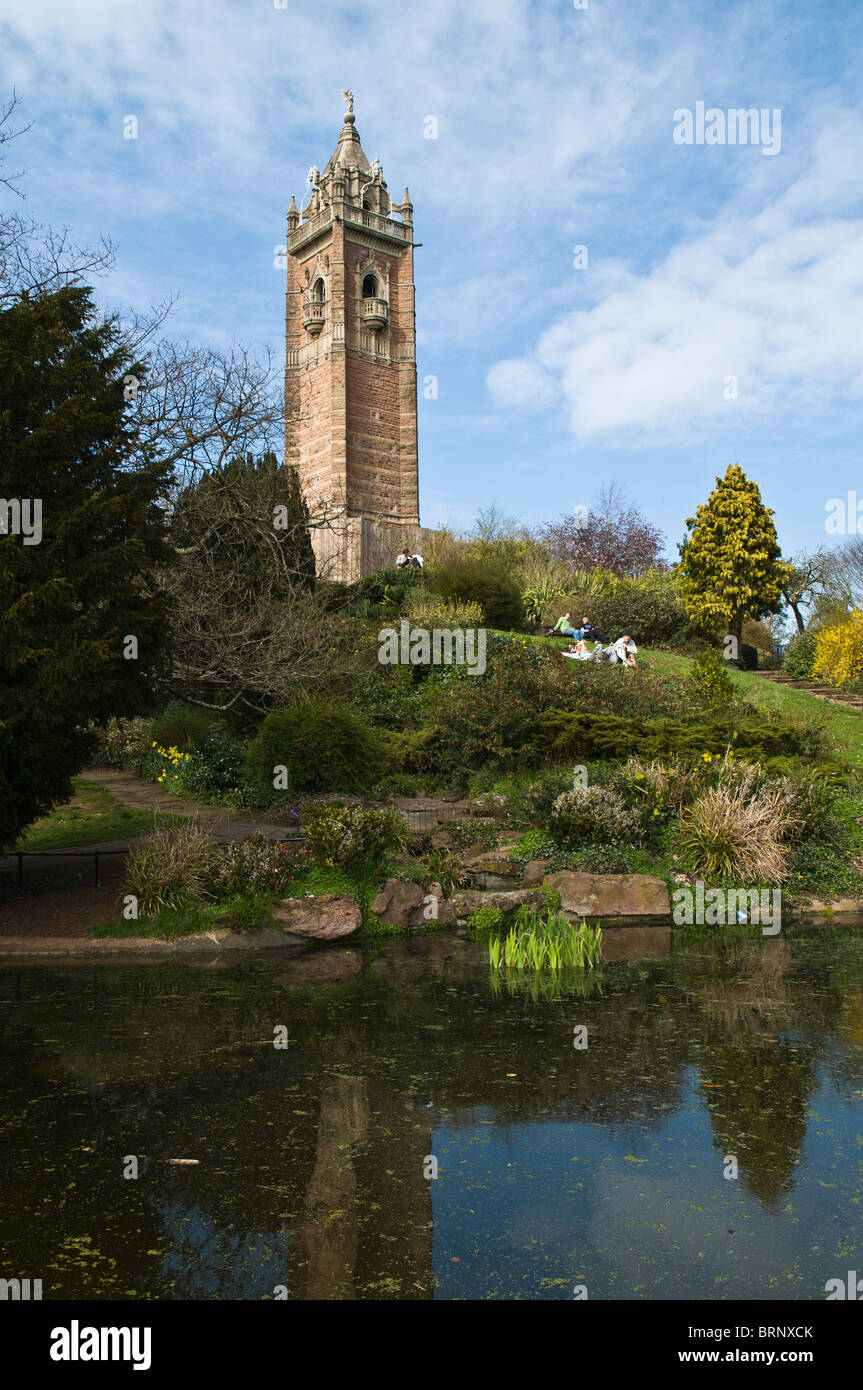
[488,904,602,973]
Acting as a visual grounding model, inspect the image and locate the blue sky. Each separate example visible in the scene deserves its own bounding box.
[2,0,862,561]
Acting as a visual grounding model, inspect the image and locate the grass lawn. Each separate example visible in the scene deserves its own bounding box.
[11,778,183,852]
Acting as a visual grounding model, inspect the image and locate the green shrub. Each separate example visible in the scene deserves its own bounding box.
[179,736,254,803]
[211,834,309,897]
[125,820,221,915]
[558,840,651,874]
[381,724,443,772]
[405,591,485,628]
[567,585,690,646]
[547,785,641,845]
[430,559,523,630]
[420,634,688,777]
[468,905,506,933]
[783,630,818,678]
[90,716,153,767]
[248,701,388,795]
[208,892,271,932]
[303,804,408,871]
[689,647,734,706]
[529,708,824,763]
[511,770,572,823]
[150,703,214,750]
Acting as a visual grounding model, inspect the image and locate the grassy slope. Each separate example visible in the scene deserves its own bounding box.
[518,630,863,769]
[12,778,182,852]
[639,648,863,771]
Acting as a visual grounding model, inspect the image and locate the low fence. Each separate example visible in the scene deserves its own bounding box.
[4,812,452,896]
[4,834,309,891]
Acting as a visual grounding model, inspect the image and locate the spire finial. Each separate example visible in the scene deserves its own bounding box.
[341,88,355,124]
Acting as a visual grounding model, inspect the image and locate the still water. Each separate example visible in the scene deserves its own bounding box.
[1,926,862,1300]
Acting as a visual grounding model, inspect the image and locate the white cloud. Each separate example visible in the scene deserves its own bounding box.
[487,110,863,442]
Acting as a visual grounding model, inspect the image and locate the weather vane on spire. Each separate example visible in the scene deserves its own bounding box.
[341,89,354,115]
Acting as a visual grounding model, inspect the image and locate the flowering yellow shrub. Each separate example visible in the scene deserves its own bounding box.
[812,611,863,688]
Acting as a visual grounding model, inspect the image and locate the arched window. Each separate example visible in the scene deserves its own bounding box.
[362,274,378,299]
[312,278,326,302]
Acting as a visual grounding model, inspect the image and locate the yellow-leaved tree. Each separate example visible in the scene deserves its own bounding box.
[679,464,791,644]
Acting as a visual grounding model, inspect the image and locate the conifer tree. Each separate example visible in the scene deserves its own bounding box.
[680,463,790,643]
[0,286,173,845]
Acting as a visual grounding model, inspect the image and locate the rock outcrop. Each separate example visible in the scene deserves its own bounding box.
[371,877,425,927]
[271,894,361,940]
[452,887,546,918]
[543,871,670,918]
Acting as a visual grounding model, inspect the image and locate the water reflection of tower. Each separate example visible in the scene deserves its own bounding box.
[297,1075,433,1299]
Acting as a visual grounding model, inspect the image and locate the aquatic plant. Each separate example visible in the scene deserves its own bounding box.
[488,904,602,973]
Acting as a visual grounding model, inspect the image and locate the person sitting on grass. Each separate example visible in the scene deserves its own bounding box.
[581,617,609,643]
[550,612,599,640]
[549,611,574,636]
[610,633,638,667]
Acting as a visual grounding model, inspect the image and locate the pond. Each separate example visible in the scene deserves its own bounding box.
[1,925,862,1301]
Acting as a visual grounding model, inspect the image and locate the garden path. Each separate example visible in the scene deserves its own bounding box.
[752,671,863,711]
[81,767,292,838]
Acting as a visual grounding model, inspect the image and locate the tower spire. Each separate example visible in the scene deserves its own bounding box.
[326,89,372,175]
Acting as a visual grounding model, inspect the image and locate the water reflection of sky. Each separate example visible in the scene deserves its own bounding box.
[430,1063,863,1300]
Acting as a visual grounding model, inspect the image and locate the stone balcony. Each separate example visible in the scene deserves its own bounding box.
[302,300,326,335]
[346,206,410,242]
[361,296,389,332]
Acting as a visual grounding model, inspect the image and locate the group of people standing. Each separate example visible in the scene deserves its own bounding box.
[547,611,638,668]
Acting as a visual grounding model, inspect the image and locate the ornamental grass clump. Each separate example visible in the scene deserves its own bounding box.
[125,818,221,915]
[676,782,794,883]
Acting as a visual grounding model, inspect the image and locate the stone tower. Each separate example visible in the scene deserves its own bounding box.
[285,91,421,581]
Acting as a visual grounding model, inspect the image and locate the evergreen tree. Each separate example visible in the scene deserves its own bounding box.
[0,287,173,845]
[680,463,790,643]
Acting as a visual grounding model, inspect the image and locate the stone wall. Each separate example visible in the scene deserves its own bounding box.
[311,514,437,584]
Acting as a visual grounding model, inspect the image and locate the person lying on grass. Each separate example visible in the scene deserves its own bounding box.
[562,639,593,660]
